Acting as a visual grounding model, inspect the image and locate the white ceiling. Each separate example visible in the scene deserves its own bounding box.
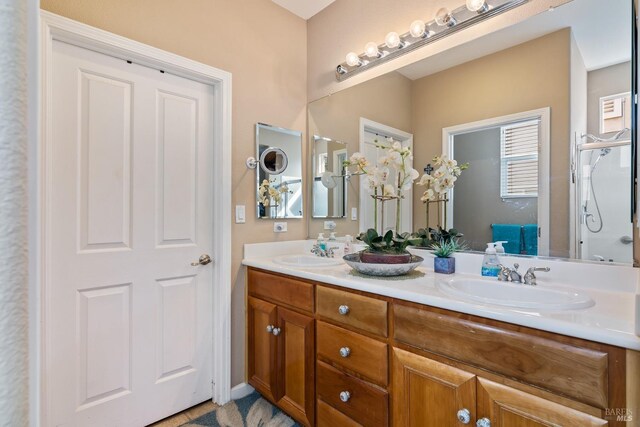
[398,0,631,80]
[271,0,336,20]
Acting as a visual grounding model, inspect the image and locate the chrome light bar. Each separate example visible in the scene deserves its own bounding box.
[335,0,529,82]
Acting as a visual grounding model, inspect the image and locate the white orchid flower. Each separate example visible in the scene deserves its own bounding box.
[383,184,396,197]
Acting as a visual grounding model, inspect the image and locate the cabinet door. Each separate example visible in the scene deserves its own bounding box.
[276,307,315,427]
[477,378,607,427]
[248,297,280,401]
[392,348,476,427]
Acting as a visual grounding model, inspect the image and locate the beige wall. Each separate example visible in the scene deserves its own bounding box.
[308,71,413,237]
[587,61,631,135]
[307,0,569,101]
[411,29,571,257]
[40,0,308,387]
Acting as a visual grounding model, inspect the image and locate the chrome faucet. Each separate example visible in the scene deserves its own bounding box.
[523,267,550,286]
[311,244,336,258]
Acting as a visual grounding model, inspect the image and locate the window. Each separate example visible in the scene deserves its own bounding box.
[600,92,631,134]
[500,119,539,198]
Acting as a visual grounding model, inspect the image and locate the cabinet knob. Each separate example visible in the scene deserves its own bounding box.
[339,391,351,402]
[266,325,274,334]
[476,418,491,427]
[272,327,281,336]
[339,347,351,358]
[338,305,350,315]
[456,408,471,424]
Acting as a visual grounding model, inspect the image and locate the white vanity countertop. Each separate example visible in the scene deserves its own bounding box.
[243,240,640,351]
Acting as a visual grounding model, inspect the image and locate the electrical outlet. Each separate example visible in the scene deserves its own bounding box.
[324,221,336,230]
[351,207,358,220]
[274,222,287,233]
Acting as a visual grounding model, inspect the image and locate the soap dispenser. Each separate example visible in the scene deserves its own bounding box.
[481,243,501,277]
[317,233,327,251]
[494,241,507,255]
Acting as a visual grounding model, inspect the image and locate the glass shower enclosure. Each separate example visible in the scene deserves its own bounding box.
[576,139,633,263]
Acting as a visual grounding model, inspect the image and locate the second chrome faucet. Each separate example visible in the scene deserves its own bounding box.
[498,263,550,285]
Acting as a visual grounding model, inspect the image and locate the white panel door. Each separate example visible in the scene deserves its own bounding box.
[48,40,214,426]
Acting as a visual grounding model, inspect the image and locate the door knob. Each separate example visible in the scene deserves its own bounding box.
[339,391,351,402]
[476,418,491,427]
[191,254,212,266]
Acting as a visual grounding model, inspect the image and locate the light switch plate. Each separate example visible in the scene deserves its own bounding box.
[274,222,287,232]
[235,205,246,223]
[351,207,358,220]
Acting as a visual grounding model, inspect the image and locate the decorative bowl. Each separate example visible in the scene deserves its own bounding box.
[343,253,424,277]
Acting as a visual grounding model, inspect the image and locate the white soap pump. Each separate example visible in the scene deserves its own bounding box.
[494,241,507,254]
[481,243,501,277]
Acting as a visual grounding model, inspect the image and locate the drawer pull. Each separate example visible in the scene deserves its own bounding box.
[272,327,281,336]
[457,408,471,424]
[266,325,274,334]
[476,418,491,427]
[338,305,350,315]
[339,346,351,358]
[339,391,351,402]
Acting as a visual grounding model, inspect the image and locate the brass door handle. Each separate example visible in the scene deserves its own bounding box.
[191,254,212,266]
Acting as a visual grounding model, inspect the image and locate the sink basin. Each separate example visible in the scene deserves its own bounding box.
[437,278,595,311]
[273,254,343,268]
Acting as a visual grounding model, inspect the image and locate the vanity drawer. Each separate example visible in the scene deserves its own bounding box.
[316,361,388,427]
[316,286,387,337]
[316,321,388,386]
[317,399,362,427]
[393,303,610,409]
[248,268,314,313]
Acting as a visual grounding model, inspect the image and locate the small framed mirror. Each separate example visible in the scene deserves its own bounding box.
[312,135,348,218]
[255,123,303,219]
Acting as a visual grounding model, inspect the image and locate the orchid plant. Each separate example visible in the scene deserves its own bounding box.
[258,179,289,207]
[417,155,468,232]
[417,155,468,202]
[344,137,419,237]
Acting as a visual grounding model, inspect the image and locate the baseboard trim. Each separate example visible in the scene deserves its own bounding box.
[230,383,255,400]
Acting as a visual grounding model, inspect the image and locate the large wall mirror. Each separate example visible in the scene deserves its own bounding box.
[255,123,303,219]
[308,0,637,264]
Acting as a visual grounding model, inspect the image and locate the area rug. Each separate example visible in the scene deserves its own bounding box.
[182,392,299,427]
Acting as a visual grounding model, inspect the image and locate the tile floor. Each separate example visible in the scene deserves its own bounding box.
[149,401,219,427]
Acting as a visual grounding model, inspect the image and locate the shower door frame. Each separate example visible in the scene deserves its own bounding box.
[573,139,632,262]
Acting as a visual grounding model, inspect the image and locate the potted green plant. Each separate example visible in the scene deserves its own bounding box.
[430,239,466,274]
[411,226,463,249]
[357,229,421,264]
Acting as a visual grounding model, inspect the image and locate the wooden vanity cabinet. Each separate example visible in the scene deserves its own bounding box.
[247,269,315,427]
[247,268,631,427]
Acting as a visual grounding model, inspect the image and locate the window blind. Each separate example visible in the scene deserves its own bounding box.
[500,120,539,198]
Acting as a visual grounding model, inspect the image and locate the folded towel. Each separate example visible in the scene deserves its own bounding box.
[523,224,538,256]
[492,224,522,254]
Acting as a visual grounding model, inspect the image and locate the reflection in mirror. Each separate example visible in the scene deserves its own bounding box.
[312,136,348,218]
[307,0,635,264]
[260,147,288,175]
[255,123,303,219]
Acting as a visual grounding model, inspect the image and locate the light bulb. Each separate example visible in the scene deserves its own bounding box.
[466,0,488,13]
[409,20,426,38]
[364,42,380,58]
[345,52,362,67]
[435,7,457,27]
[385,32,405,49]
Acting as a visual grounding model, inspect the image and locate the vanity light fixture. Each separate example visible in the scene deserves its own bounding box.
[435,7,457,27]
[364,41,383,58]
[385,32,407,49]
[335,0,528,81]
[466,0,490,13]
